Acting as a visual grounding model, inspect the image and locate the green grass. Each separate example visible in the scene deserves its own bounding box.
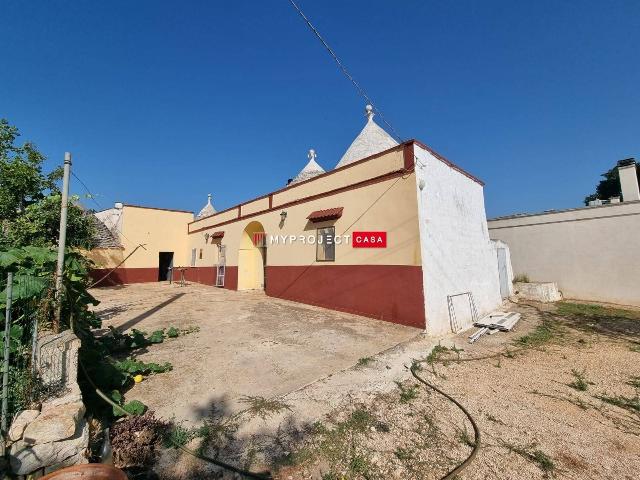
[556,302,640,320]
[514,321,557,348]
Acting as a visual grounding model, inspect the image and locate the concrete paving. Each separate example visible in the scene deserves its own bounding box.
[90,282,420,423]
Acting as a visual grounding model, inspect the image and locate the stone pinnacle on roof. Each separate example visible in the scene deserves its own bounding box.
[290,149,326,185]
[196,193,216,219]
[335,104,399,169]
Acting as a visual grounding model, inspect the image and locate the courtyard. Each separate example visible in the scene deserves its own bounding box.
[90,284,640,479]
[90,282,421,424]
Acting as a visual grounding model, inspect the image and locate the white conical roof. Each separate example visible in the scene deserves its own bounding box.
[196,193,216,219]
[290,149,326,185]
[335,105,399,169]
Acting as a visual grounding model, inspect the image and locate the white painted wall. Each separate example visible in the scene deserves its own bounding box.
[491,239,514,298]
[414,145,502,335]
[488,201,640,306]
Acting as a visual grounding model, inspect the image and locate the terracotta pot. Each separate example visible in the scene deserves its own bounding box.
[41,464,128,480]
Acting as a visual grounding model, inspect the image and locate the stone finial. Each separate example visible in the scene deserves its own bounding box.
[207,193,212,204]
[365,104,374,122]
[308,149,316,161]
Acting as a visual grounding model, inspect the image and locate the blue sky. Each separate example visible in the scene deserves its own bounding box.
[2,1,639,218]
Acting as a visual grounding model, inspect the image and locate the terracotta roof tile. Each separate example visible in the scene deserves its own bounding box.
[307,207,344,222]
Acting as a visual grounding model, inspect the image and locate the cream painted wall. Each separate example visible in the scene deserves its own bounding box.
[415,145,502,335]
[188,146,406,235]
[119,206,194,268]
[188,159,420,271]
[488,201,640,306]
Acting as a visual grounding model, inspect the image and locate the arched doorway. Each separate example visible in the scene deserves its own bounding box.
[237,221,266,291]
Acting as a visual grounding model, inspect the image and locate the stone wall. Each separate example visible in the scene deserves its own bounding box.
[8,331,89,476]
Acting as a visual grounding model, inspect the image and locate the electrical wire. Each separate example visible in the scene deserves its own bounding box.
[71,171,146,252]
[287,0,403,143]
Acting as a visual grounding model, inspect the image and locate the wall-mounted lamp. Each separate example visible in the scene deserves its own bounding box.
[280,210,288,223]
[204,232,210,243]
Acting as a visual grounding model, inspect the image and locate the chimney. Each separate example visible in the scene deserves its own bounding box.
[617,158,640,202]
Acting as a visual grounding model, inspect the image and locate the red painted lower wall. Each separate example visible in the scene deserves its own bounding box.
[90,266,239,290]
[176,266,237,290]
[90,268,158,286]
[265,265,425,329]
[90,264,422,329]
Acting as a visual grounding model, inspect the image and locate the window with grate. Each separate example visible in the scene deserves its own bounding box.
[316,227,335,262]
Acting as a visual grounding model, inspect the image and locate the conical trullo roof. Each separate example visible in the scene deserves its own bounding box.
[196,194,216,219]
[335,105,399,169]
[290,149,325,185]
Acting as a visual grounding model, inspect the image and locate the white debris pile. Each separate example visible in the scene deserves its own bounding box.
[468,311,521,343]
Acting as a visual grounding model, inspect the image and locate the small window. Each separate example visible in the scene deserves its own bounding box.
[199,248,203,260]
[190,248,196,266]
[316,227,335,262]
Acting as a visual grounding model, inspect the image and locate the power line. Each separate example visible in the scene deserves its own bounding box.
[71,171,144,250]
[287,0,403,143]
[72,171,105,211]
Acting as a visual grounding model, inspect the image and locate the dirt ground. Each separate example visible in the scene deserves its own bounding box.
[275,301,640,480]
[91,284,640,479]
[90,282,419,422]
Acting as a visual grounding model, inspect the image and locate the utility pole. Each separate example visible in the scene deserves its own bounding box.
[1,272,14,455]
[54,152,72,331]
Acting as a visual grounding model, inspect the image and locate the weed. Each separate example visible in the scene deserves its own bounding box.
[629,342,640,353]
[514,273,530,283]
[514,321,557,348]
[349,453,370,474]
[163,423,194,448]
[486,413,505,425]
[456,425,476,447]
[568,369,590,391]
[395,381,420,403]
[348,407,374,431]
[502,441,555,476]
[411,359,423,371]
[503,347,516,359]
[627,376,640,389]
[426,344,450,365]
[321,473,339,480]
[239,395,291,420]
[595,393,640,413]
[394,446,414,461]
[356,356,373,368]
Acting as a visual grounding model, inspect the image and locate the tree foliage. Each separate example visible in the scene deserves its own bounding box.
[0,119,61,220]
[585,160,640,205]
[0,119,95,249]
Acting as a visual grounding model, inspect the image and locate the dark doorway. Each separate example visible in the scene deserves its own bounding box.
[158,252,174,281]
